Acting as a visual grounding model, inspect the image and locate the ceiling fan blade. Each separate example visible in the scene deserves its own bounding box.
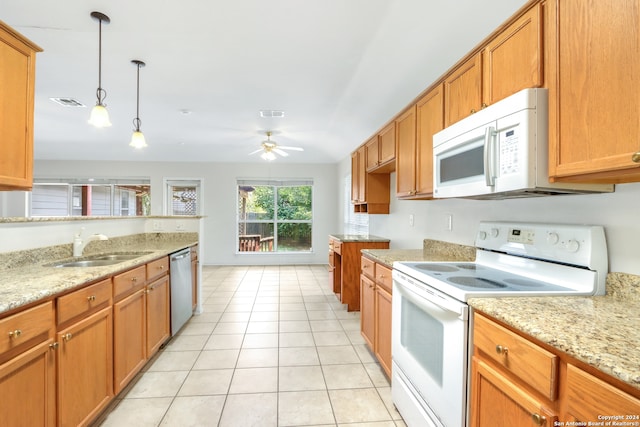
[273,148,289,157]
[278,146,304,151]
[249,148,263,155]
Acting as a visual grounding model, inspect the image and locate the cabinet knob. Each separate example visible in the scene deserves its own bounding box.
[63,333,73,342]
[632,151,640,163]
[8,329,22,338]
[49,342,59,350]
[87,295,96,302]
[131,277,138,282]
[495,345,509,355]
[470,108,477,114]
[481,103,488,109]
[531,413,546,426]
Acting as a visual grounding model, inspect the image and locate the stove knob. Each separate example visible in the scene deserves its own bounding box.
[546,232,559,245]
[478,231,487,240]
[490,228,499,238]
[565,239,580,253]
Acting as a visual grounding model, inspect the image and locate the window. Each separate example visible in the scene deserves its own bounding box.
[237,179,313,253]
[30,179,150,217]
[165,180,201,216]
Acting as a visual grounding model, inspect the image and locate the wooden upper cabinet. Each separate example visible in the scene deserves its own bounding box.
[395,106,417,198]
[444,2,543,128]
[351,144,390,214]
[482,3,543,106]
[357,146,366,203]
[444,53,483,127]
[547,0,640,183]
[366,123,396,173]
[0,21,42,191]
[351,151,360,203]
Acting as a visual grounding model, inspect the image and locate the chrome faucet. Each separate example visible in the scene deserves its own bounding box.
[73,228,109,257]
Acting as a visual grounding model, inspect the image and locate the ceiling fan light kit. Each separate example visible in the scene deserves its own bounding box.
[250,131,304,161]
[88,11,112,128]
[129,60,148,149]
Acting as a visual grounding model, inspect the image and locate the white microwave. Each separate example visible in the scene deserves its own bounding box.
[432,88,613,199]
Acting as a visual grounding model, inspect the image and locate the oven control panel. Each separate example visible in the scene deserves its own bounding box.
[475,221,607,270]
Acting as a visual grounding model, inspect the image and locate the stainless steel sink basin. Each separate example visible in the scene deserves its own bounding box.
[48,252,152,268]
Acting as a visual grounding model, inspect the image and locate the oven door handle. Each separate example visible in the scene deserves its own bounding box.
[395,278,468,321]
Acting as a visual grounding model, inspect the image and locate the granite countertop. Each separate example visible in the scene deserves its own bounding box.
[362,239,477,268]
[0,233,198,315]
[329,234,390,243]
[469,272,640,391]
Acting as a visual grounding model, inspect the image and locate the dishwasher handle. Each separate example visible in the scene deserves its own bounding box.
[171,250,191,261]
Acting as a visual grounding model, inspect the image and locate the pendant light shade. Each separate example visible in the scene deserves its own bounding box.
[88,12,112,128]
[129,60,148,148]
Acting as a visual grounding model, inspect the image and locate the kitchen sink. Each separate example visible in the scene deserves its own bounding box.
[48,252,152,268]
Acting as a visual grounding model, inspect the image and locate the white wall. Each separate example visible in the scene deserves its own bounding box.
[337,156,640,275]
[32,160,339,266]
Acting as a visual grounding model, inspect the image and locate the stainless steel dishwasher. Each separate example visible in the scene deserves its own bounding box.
[169,248,193,335]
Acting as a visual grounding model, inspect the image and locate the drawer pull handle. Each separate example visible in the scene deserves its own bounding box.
[63,333,73,342]
[531,413,546,425]
[495,345,509,355]
[131,277,138,282]
[632,151,640,163]
[49,342,59,350]
[158,265,164,270]
[87,295,96,302]
[8,329,22,338]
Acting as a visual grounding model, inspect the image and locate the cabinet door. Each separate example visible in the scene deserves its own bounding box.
[113,289,146,394]
[375,285,392,378]
[415,84,444,197]
[444,53,482,127]
[483,3,543,106]
[548,0,640,182]
[0,339,56,427]
[470,357,557,427]
[565,364,640,422]
[0,24,40,190]
[360,275,375,350]
[147,275,170,358]
[57,307,113,427]
[350,151,360,203]
[365,137,380,171]
[357,146,366,203]
[395,106,417,197]
[378,122,396,165]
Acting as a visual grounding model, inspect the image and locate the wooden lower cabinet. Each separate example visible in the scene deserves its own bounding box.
[57,306,113,427]
[113,288,146,394]
[146,275,170,357]
[472,312,640,426]
[360,256,393,378]
[0,338,56,427]
[375,284,392,377]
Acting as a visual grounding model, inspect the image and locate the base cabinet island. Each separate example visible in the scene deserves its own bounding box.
[328,235,389,311]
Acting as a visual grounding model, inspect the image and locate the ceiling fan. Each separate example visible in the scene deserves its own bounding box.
[249,131,304,161]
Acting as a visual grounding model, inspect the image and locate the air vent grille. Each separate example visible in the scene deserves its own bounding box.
[259,109,285,118]
[50,98,86,107]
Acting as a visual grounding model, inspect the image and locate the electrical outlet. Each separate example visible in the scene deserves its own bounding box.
[409,214,414,227]
[152,220,162,231]
[176,220,185,231]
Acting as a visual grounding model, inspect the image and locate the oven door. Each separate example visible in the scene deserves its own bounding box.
[392,271,469,427]
[433,121,497,199]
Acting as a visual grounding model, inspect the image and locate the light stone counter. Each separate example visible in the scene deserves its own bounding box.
[329,234,390,243]
[0,232,198,314]
[361,239,476,268]
[469,272,640,391]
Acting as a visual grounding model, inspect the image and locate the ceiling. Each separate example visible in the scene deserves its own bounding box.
[3,0,527,164]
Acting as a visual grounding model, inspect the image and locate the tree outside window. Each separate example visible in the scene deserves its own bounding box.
[238,181,312,252]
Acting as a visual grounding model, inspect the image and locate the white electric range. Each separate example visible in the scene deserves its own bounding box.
[391,221,608,427]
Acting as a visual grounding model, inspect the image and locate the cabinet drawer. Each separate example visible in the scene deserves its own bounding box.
[473,313,558,400]
[0,301,53,356]
[57,278,112,325]
[361,256,375,280]
[566,364,640,420]
[113,265,146,300]
[375,264,392,293]
[333,241,342,255]
[146,256,169,282]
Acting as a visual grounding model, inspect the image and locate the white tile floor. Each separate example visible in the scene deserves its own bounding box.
[96,265,406,427]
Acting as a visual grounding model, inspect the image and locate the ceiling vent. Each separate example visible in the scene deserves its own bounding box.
[50,97,86,107]
[259,109,284,118]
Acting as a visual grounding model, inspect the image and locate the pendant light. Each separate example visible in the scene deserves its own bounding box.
[88,12,112,127]
[129,60,148,148]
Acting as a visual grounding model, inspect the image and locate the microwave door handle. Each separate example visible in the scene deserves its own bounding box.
[483,126,496,187]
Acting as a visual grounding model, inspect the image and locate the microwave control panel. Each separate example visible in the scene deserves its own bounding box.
[499,128,520,175]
